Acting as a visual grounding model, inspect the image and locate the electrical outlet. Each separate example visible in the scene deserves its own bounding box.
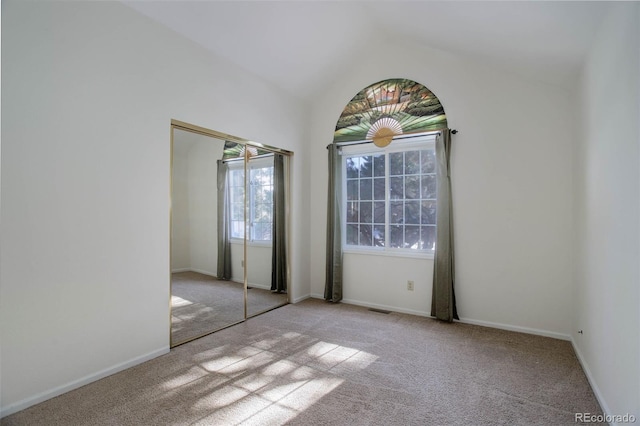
[407,280,414,291]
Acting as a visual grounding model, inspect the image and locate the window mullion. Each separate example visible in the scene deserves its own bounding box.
[342,156,346,249]
[249,168,252,242]
[385,150,390,250]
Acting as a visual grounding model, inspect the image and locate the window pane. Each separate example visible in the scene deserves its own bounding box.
[249,168,259,184]
[422,226,436,251]
[421,149,436,174]
[346,158,360,179]
[390,201,403,224]
[346,224,358,245]
[232,202,244,220]
[390,225,403,248]
[405,225,420,249]
[253,223,272,241]
[373,225,385,247]
[373,178,385,200]
[359,202,372,223]
[405,201,420,224]
[374,155,385,177]
[359,178,372,200]
[405,176,420,199]
[390,176,403,199]
[255,187,272,204]
[232,187,244,201]
[231,221,244,239]
[390,152,404,176]
[374,201,385,223]
[421,201,436,225]
[346,201,358,223]
[405,151,420,174]
[421,175,436,199]
[359,224,372,246]
[360,156,373,177]
[343,141,436,252]
[253,203,264,221]
[253,201,264,220]
[263,167,273,185]
[231,170,244,186]
[347,180,358,200]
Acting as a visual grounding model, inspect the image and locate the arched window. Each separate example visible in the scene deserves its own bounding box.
[334,78,447,146]
[332,79,447,252]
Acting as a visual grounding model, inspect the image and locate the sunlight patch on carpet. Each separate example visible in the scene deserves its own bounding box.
[171,295,193,307]
[184,333,377,424]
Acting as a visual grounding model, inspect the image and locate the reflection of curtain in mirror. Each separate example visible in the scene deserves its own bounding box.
[271,154,287,292]
[217,160,232,280]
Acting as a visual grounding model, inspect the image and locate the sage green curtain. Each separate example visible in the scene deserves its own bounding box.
[325,144,343,302]
[216,160,232,280]
[431,130,459,322]
[271,154,287,293]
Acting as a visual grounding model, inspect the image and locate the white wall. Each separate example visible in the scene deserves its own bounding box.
[186,135,221,276]
[572,3,640,418]
[171,147,191,270]
[308,36,574,338]
[0,1,309,415]
[171,130,224,276]
[230,242,272,289]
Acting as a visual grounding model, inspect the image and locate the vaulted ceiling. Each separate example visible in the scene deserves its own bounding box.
[124,1,612,102]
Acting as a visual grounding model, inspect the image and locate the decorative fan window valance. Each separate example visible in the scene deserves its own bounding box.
[222,141,270,160]
[334,79,447,146]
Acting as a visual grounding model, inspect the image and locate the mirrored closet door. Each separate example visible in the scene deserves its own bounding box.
[170,120,291,347]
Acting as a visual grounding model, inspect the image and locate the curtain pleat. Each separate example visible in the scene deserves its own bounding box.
[325,144,343,302]
[271,155,287,292]
[217,160,232,280]
[431,130,459,322]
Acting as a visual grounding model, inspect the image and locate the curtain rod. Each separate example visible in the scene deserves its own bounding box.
[326,129,457,150]
[221,152,274,164]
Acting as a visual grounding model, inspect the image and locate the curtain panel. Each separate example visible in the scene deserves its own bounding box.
[271,154,288,292]
[431,130,459,322]
[324,144,343,302]
[216,160,232,280]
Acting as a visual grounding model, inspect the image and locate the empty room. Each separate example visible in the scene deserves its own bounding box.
[1,1,638,425]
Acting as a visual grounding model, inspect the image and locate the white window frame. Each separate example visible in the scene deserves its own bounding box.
[341,134,436,259]
[228,156,274,246]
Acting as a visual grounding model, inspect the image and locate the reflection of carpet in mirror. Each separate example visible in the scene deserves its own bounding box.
[171,271,287,345]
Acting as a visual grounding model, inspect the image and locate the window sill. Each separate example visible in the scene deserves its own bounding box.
[231,239,272,248]
[342,248,434,260]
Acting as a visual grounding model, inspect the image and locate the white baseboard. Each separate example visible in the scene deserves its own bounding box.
[571,338,614,423]
[291,294,311,303]
[230,276,271,291]
[341,297,431,317]
[247,283,270,291]
[190,268,217,277]
[174,270,268,290]
[0,346,169,419]
[172,268,217,277]
[457,317,571,341]
[309,294,570,341]
[310,294,430,317]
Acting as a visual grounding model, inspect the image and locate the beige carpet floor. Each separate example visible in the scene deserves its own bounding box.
[172,272,287,345]
[2,299,603,425]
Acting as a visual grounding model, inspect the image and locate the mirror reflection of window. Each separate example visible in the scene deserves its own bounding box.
[228,157,274,243]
